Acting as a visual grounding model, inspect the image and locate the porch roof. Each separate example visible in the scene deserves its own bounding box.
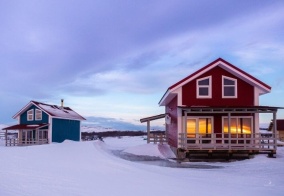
[178,106,284,114]
[2,123,49,130]
[140,114,167,123]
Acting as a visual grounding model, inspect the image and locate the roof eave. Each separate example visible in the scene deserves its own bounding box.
[158,89,170,106]
[167,58,271,94]
[12,101,35,119]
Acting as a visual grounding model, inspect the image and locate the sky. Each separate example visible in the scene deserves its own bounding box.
[1,0,284,130]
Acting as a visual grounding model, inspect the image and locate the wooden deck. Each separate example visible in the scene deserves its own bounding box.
[177,133,278,159]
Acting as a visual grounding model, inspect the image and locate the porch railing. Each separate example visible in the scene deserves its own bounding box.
[5,138,49,146]
[148,133,167,144]
[178,133,278,151]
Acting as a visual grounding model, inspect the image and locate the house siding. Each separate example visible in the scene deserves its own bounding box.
[52,118,80,143]
[182,66,254,106]
[20,105,49,125]
[166,96,178,148]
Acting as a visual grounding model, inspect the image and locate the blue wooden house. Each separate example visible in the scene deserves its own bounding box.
[2,100,85,146]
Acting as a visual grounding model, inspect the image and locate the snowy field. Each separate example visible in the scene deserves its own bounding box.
[0,136,284,196]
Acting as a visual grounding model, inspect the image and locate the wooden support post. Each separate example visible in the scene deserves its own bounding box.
[5,130,7,147]
[184,111,188,147]
[25,130,27,145]
[147,121,150,144]
[273,111,277,151]
[19,130,22,146]
[36,129,39,144]
[228,113,231,150]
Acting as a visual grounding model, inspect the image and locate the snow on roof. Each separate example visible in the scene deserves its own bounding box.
[13,101,86,121]
[34,101,86,121]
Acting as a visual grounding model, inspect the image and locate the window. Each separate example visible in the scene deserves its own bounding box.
[35,109,42,120]
[222,76,237,98]
[223,117,252,134]
[187,117,213,143]
[196,76,212,98]
[27,109,34,121]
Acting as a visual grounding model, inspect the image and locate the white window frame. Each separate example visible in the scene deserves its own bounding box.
[196,76,212,98]
[27,109,34,121]
[222,76,237,98]
[186,116,214,134]
[186,116,214,144]
[35,109,42,121]
[222,116,253,134]
[221,116,253,144]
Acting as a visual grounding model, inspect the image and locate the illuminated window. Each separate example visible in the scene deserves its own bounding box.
[223,117,252,134]
[196,76,212,98]
[35,109,42,120]
[187,117,213,143]
[222,76,237,98]
[27,109,34,121]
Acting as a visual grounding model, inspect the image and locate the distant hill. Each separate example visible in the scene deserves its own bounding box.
[81,125,117,133]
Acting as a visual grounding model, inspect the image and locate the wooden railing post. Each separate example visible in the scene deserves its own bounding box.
[147,121,150,144]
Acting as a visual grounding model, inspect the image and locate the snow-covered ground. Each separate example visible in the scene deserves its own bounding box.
[0,136,284,196]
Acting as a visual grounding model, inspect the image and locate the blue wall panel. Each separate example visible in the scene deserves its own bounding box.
[52,118,80,143]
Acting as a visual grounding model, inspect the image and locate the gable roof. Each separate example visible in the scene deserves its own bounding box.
[159,58,271,105]
[13,100,86,121]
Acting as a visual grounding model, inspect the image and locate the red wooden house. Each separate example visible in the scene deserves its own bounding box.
[141,58,282,158]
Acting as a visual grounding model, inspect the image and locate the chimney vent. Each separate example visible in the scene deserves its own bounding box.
[61,99,64,107]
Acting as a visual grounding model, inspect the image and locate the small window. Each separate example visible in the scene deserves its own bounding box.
[197,76,212,98]
[222,76,237,98]
[35,109,42,120]
[27,109,34,121]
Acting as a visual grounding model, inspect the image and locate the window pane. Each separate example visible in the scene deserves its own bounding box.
[242,118,251,134]
[223,118,237,133]
[224,78,235,85]
[199,118,211,134]
[187,119,196,134]
[224,86,235,96]
[198,78,209,85]
[199,87,208,96]
[27,110,33,120]
[36,110,42,120]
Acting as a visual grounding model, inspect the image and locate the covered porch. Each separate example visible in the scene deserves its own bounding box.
[140,114,168,144]
[178,106,282,157]
[2,124,49,146]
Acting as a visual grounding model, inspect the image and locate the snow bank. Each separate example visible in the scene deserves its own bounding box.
[0,137,284,196]
[123,143,176,159]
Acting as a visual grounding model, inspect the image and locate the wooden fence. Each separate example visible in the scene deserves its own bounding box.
[5,138,48,146]
[148,133,167,144]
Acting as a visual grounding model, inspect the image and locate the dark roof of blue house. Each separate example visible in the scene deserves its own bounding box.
[13,101,86,121]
